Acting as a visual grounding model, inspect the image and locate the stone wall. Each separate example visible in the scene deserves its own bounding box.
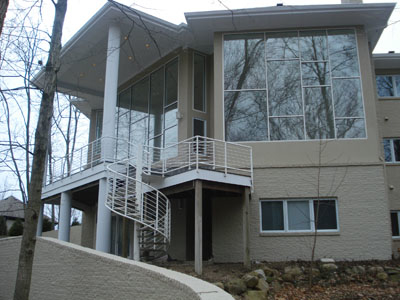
[0,237,232,300]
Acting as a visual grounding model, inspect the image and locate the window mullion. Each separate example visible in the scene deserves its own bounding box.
[283,200,288,232]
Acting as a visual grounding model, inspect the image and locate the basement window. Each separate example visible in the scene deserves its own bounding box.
[391,211,400,238]
[260,199,338,233]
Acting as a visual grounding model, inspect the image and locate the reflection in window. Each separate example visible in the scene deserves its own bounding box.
[383,138,400,163]
[224,29,365,141]
[376,75,400,98]
[116,58,178,155]
[193,53,206,111]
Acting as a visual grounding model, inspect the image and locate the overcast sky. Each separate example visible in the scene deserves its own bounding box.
[60,0,400,53]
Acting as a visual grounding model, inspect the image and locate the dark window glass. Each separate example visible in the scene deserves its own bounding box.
[394,140,400,162]
[267,60,302,116]
[261,201,284,231]
[265,31,299,60]
[376,75,394,97]
[224,91,268,141]
[383,139,392,162]
[391,212,399,236]
[336,118,366,139]
[299,30,327,61]
[328,29,359,77]
[396,76,400,96]
[333,78,363,118]
[194,54,205,111]
[302,62,330,86]
[149,68,164,139]
[193,119,205,136]
[314,200,337,230]
[269,117,304,141]
[224,34,265,90]
[304,87,334,139]
[165,59,178,105]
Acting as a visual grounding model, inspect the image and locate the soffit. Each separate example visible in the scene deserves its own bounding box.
[185,3,395,53]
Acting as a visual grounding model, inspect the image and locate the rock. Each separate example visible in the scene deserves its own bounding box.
[256,278,270,292]
[377,272,389,281]
[353,266,366,275]
[214,282,224,290]
[265,276,275,283]
[320,258,335,264]
[270,281,282,292]
[244,290,268,300]
[309,268,320,277]
[284,266,302,276]
[252,269,267,280]
[321,263,338,272]
[385,267,400,275]
[242,273,259,288]
[282,273,295,282]
[225,278,247,295]
[263,266,280,277]
[368,266,384,275]
[345,268,354,275]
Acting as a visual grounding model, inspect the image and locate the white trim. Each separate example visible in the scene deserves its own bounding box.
[259,198,339,234]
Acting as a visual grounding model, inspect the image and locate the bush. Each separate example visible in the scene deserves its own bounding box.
[8,219,23,236]
[0,216,7,236]
[71,217,80,226]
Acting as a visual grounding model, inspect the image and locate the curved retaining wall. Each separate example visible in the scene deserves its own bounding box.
[0,237,232,300]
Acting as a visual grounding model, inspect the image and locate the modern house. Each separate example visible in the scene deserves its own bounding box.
[35,0,399,274]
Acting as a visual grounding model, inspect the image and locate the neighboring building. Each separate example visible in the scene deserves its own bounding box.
[374,52,400,258]
[0,196,24,231]
[35,0,397,273]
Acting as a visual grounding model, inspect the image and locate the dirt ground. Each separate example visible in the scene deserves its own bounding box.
[155,261,400,300]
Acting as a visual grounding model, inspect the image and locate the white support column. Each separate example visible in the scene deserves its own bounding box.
[243,187,251,269]
[101,23,121,161]
[194,180,203,275]
[36,203,44,236]
[59,191,72,242]
[96,178,112,252]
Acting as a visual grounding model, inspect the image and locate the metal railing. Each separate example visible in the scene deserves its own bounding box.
[106,157,171,258]
[143,136,253,182]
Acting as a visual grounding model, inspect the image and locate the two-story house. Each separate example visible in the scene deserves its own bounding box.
[35,0,397,274]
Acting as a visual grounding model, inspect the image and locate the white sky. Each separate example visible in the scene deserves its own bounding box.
[60,0,400,53]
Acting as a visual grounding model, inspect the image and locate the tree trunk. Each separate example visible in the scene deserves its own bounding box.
[0,0,9,37]
[13,1,68,299]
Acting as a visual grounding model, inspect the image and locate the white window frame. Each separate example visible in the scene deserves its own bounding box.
[383,138,400,163]
[259,199,339,233]
[376,74,400,98]
[391,211,400,239]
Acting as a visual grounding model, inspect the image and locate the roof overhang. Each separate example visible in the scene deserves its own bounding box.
[185,3,395,52]
[373,53,400,70]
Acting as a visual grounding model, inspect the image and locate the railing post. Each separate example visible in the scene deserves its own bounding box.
[155,192,159,230]
[196,136,199,172]
[91,140,94,168]
[188,142,191,170]
[212,141,216,170]
[135,144,143,221]
[224,142,228,176]
[80,147,83,172]
[250,148,254,192]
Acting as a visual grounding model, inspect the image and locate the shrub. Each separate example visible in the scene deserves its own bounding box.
[8,219,23,236]
[0,216,7,236]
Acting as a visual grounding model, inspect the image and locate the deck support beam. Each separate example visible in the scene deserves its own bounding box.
[36,203,44,236]
[243,187,251,269]
[194,180,203,275]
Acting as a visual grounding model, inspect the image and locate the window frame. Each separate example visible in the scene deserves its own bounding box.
[376,74,400,99]
[383,138,400,163]
[222,27,367,143]
[391,211,400,239]
[259,198,339,233]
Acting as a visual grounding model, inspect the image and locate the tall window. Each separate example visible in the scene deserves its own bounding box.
[224,29,366,142]
[383,138,400,163]
[260,199,338,232]
[376,75,400,98]
[391,211,400,237]
[115,59,178,157]
[193,53,206,112]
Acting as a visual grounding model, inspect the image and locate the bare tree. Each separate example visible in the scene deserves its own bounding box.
[13,0,68,299]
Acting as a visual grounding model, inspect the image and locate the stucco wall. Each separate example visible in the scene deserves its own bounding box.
[0,237,232,300]
[212,165,392,262]
[42,225,82,246]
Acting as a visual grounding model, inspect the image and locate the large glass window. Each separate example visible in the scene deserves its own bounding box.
[224,29,366,142]
[376,75,400,98]
[116,58,178,154]
[260,199,338,232]
[193,53,206,112]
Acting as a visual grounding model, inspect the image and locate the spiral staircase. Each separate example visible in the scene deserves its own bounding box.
[105,146,170,261]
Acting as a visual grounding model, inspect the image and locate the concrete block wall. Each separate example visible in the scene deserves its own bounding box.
[212,165,392,262]
[0,237,232,300]
[42,225,82,245]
